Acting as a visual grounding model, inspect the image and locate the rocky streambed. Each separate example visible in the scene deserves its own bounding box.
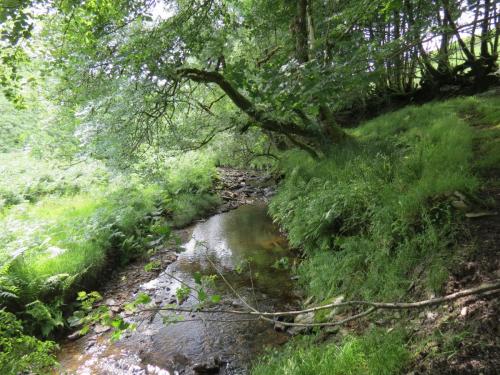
[56,169,299,375]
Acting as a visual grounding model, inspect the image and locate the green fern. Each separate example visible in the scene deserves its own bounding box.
[0,260,19,304]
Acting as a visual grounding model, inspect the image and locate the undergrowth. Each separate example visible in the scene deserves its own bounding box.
[252,328,409,375]
[0,151,219,372]
[261,94,500,374]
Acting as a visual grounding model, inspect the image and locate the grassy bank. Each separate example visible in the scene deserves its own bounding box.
[0,151,219,373]
[254,94,500,374]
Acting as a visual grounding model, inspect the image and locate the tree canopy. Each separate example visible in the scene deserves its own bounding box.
[1,0,499,160]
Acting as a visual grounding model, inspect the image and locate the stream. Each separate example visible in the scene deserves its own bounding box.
[57,203,298,375]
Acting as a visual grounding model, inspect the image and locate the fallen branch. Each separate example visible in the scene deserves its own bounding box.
[253,280,500,317]
[128,280,499,328]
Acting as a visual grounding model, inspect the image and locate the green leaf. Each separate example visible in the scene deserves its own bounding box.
[210,295,221,304]
[77,291,87,300]
[134,292,151,305]
[197,288,207,302]
[193,271,202,285]
[79,325,90,335]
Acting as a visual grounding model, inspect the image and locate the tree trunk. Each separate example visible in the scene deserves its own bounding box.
[295,0,309,63]
[294,0,347,144]
[178,68,322,158]
[441,0,477,65]
[480,0,491,58]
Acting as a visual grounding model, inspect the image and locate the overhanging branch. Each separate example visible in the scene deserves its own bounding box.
[176,68,322,141]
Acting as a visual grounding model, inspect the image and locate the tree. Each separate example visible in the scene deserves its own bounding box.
[1,0,498,161]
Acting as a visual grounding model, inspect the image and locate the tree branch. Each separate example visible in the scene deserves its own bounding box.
[177,68,322,141]
[124,281,500,329]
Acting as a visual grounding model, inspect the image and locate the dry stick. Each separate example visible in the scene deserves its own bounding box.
[246,280,500,318]
[272,307,377,328]
[135,281,500,328]
[204,252,259,313]
[247,260,259,310]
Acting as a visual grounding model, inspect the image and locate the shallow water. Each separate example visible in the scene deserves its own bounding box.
[58,203,297,374]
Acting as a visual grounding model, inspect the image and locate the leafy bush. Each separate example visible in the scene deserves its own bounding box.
[0,309,58,374]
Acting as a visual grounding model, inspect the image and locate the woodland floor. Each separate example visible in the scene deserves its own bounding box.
[410,115,500,374]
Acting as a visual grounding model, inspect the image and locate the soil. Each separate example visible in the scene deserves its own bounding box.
[408,120,500,374]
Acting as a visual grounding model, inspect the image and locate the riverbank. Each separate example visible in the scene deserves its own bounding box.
[252,93,500,374]
[0,155,218,373]
[56,189,296,374]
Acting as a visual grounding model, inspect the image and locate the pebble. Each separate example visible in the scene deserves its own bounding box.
[94,324,111,334]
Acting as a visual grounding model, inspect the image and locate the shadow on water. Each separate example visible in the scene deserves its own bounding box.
[58,203,298,374]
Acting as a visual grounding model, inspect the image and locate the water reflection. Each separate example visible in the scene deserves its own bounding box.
[58,204,297,374]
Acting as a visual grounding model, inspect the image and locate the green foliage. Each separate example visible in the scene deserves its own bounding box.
[25,300,64,337]
[167,193,221,227]
[0,261,19,303]
[144,260,162,272]
[175,285,191,304]
[69,290,137,341]
[0,152,109,210]
[159,153,221,226]
[252,328,409,375]
[164,153,218,194]
[0,94,38,152]
[192,272,219,306]
[131,151,221,226]
[270,96,499,302]
[1,183,164,304]
[0,309,58,374]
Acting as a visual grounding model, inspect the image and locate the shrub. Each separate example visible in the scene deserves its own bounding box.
[0,309,58,374]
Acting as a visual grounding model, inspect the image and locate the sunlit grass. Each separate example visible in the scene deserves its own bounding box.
[270,95,499,302]
[252,328,409,375]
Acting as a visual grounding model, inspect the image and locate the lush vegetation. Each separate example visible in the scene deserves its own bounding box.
[0,121,220,371]
[271,96,487,301]
[257,94,500,374]
[253,328,409,375]
[0,0,499,373]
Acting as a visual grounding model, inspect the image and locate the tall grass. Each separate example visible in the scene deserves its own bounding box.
[252,328,409,375]
[269,96,500,302]
[260,94,500,374]
[0,151,220,340]
[1,185,163,309]
[0,152,109,210]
